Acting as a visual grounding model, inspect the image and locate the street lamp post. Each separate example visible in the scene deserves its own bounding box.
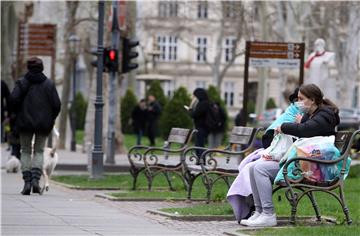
[68,34,80,152]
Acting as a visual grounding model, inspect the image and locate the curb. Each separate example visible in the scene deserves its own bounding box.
[55,164,130,172]
[50,181,122,190]
[147,209,235,221]
[95,192,206,202]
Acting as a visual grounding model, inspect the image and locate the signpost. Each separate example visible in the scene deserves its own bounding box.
[241,41,305,126]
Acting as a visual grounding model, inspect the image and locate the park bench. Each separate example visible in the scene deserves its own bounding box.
[182,126,262,203]
[127,127,196,190]
[273,129,360,225]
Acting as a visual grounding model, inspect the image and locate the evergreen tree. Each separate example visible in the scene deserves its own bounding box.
[160,87,192,138]
[70,92,87,130]
[121,89,138,134]
[266,97,277,109]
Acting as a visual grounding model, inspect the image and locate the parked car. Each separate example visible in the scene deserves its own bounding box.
[338,108,360,130]
[257,108,283,128]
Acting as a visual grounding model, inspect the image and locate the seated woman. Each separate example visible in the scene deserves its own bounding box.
[243,83,339,227]
[227,87,301,222]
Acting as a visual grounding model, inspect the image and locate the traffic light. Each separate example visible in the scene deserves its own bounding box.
[90,47,106,72]
[122,37,139,73]
[104,48,118,72]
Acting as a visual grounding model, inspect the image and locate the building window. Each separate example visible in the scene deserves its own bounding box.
[197,1,208,19]
[157,35,178,61]
[223,1,236,18]
[224,81,235,106]
[224,37,236,62]
[195,80,207,89]
[159,1,178,18]
[196,37,207,62]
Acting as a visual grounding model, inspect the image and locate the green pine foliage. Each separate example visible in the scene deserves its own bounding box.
[70,92,88,130]
[266,97,277,109]
[145,80,167,108]
[121,89,138,134]
[160,87,193,138]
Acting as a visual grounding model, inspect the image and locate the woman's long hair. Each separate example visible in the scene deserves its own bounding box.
[299,83,339,114]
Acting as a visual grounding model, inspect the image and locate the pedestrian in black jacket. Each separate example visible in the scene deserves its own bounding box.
[187,88,210,159]
[244,83,339,227]
[1,80,10,142]
[146,95,161,146]
[131,99,147,145]
[10,57,61,195]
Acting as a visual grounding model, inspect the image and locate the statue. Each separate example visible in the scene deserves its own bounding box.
[304,38,336,101]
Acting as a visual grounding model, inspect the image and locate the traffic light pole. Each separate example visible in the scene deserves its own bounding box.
[91,0,105,179]
[105,0,120,164]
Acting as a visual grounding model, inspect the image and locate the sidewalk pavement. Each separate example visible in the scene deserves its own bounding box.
[1,170,198,236]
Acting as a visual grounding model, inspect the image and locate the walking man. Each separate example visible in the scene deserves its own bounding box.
[10,57,61,195]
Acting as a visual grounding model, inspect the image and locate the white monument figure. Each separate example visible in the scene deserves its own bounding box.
[304,38,336,101]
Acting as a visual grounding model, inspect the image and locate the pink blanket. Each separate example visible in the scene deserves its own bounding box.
[227,149,263,221]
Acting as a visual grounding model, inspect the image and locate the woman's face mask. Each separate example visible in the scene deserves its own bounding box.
[294,101,310,113]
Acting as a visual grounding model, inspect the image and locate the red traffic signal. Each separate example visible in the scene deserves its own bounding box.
[109,49,116,61]
[105,48,118,72]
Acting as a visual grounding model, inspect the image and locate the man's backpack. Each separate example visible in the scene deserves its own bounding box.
[205,102,225,132]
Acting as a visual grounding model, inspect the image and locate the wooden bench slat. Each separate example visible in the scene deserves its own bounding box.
[167,128,191,144]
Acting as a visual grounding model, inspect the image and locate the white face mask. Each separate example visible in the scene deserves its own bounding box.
[295,101,310,113]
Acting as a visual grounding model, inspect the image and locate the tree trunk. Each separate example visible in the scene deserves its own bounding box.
[58,1,79,149]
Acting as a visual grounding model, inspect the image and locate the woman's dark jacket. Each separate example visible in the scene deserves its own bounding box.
[281,106,339,137]
[10,72,61,135]
[189,88,209,129]
[131,105,147,132]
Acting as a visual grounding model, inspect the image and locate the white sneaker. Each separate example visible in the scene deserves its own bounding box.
[239,211,261,226]
[247,213,277,227]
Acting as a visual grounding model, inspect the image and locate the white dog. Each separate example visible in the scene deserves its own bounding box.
[42,147,58,191]
[6,155,21,173]
[42,127,59,192]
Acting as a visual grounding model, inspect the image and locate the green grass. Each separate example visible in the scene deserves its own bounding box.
[123,134,166,149]
[76,130,84,145]
[52,172,232,200]
[162,202,234,215]
[52,173,178,189]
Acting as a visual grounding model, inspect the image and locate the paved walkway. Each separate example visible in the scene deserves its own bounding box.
[1,170,201,236]
[1,146,242,236]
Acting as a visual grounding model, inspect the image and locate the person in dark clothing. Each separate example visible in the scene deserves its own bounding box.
[235,108,246,127]
[1,80,10,142]
[243,83,339,227]
[10,57,61,195]
[187,88,210,159]
[131,99,147,145]
[208,102,227,148]
[146,95,161,146]
[2,80,21,159]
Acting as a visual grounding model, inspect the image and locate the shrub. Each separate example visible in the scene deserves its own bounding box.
[121,89,138,134]
[160,87,193,138]
[266,97,277,109]
[70,92,87,130]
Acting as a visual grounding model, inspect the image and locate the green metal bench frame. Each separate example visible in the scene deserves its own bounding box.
[182,126,263,203]
[142,128,196,191]
[273,129,360,225]
[127,128,196,190]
